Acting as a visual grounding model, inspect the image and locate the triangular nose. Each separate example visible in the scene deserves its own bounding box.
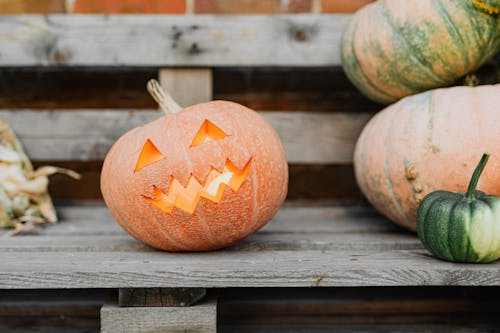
[191,120,228,147]
[135,139,165,172]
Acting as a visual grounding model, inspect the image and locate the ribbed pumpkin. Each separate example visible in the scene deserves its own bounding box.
[101,80,288,251]
[354,84,500,231]
[342,0,500,104]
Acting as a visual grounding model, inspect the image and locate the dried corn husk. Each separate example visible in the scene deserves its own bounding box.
[0,119,80,235]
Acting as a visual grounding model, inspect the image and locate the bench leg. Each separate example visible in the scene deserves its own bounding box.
[101,288,217,333]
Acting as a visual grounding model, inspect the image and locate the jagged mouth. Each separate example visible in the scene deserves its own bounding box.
[143,158,252,215]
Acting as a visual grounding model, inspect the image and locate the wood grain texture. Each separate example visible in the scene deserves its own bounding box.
[101,298,217,333]
[219,325,500,333]
[159,68,213,107]
[218,287,500,326]
[119,288,206,307]
[1,204,500,289]
[0,14,349,66]
[0,110,372,163]
[0,67,381,112]
[3,287,500,331]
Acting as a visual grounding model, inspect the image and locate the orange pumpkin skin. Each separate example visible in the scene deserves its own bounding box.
[354,84,500,231]
[101,101,288,251]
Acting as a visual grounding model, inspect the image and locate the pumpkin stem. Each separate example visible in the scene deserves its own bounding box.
[471,0,500,15]
[466,153,490,199]
[147,79,182,115]
[463,74,479,87]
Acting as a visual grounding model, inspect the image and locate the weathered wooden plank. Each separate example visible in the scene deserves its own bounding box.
[3,248,500,288]
[0,204,500,289]
[218,287,500,326]
[4,205,498,289]
[3,288,500,332]
[0,15,349,66]
[101,298,217,333]
[2,205,395,236]
[0,328,99,333]
[159,68,213,107]
[119,288,206,307]
[0,232,421,253]
[0,110,372,163]
[0,206,406,253]
[0,67,379,112]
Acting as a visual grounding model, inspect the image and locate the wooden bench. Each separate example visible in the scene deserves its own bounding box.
[1,14,499,333]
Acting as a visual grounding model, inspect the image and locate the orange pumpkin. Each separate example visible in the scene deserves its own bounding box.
[354,84,500,231]
[101,80,288,251]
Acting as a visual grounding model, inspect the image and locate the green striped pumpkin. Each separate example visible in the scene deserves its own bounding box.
[341,0,500,104]
[417,154,500,263]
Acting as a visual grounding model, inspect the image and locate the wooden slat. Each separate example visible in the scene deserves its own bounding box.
[0,110,372,164]
[3,288,500,331]
[101,298,217,333]
[159,68,213,107]
[2,205,500,289]
[0,67,380,112]
[218,287,500,326]
[218,325,500,333]
[3,205,392,235]
[0,14,350,66]
[0,232,420,253]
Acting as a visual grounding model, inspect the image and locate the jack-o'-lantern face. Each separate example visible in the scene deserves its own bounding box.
[101,99,288,252]
[134,119,252,215]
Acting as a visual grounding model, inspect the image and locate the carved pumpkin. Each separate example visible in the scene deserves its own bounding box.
[101,80,288,251]
[354,84,500,231]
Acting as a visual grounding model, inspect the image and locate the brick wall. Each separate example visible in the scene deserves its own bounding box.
[0,0,375,14]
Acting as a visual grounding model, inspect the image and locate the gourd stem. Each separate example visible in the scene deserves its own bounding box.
[466,153,490,199]
[471,0,500,15]
[147,79,182,115]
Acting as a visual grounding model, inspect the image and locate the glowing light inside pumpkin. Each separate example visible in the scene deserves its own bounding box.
[143,158,252,215]
[191,120,228,147]
[135,139,165,172]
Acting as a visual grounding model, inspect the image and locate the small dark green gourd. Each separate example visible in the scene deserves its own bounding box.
[417,153,500,263]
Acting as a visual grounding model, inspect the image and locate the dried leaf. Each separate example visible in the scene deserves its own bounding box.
[0,186,14,227]
[0,118,80,232]
[15,176,49,194]
[38,194,58,223]
[5,221,36,236]
[18,215,45,224]
[0,146,21,163]
[33,166,81,180]
[12,195,30,217]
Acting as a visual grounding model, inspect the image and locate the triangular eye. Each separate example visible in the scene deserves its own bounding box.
[191,120,228,147]
[135,139,165,172]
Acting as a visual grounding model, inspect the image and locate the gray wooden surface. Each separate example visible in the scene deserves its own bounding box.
[101,298,217,333]
[1,204,500,289]
[0,110,372,163]
[0,15,349,66]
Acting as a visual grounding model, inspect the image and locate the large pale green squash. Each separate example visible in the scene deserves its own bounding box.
[353,84,500,232]
[342,0,500,104]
